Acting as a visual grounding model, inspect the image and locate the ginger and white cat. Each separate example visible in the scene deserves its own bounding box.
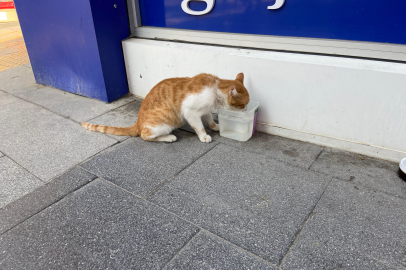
[82,73,250,143]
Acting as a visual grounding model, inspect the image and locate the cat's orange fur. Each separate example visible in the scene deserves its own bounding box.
[82,73,249,143]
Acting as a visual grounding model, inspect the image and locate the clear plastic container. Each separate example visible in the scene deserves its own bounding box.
[401,158,406,173]
[399,157,406,181]
[217,101,260,142]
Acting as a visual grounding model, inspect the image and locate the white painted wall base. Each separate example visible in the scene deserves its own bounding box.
[256,123,405,163]
[122,38,406,162]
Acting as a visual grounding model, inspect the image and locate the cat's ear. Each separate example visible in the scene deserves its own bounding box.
[236,73,244,84]
[230,86,238,97]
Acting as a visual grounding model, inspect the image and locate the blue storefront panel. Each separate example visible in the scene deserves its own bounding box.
[14,0,130,102]
[139,0,406,45]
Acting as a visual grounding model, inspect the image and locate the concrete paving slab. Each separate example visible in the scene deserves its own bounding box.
[84,99,142,141]
[281,180,406,270]
[0,65,43,96]
[181,123,324,169]
[0,157,43,209]
[163,231,278,270]
[23,63,31,68]
[148,144,331,265]
[0,92,117,181]
[310,148,406,198]
[0,179,199,269]
[0,167,96,234]
[81,129,218,197]
[0,152,3,158]
[216,131,324,169]
[19,86,137,122]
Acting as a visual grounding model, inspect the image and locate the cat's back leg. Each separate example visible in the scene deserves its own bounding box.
[140,124,177,142]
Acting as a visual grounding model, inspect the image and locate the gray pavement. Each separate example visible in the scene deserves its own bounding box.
[0,65,405,269]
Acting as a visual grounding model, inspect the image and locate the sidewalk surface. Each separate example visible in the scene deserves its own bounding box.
[1,24,406,270]
[0,21,29,72]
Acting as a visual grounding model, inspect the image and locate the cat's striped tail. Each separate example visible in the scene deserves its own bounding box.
[81,122,139,136]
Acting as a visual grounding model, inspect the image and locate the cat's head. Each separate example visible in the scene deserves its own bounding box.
[226,73,250,111]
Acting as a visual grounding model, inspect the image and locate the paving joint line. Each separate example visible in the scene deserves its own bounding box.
[5,135,130,189]
[0,89,125,179]
[0,176,98,236]
[82,140,220,201]
[331,176,406,201]
[0,132,121,187]
[77,139,124,166]
[82,95,140,123]
[93,176,144,199]
[142,175,178,200]
[25,152,105,187]
[143,142,221,199]
[0,91,132,140]
[101,179,279,268]
[0,87,137,127]
[178,126,198,135]
[305,169,406,202]
[306,167,342,183]
[106,135,132,142]
[160,230,202,270]
[307,147,325,170]
[0,151,45,184]
[151,201,280,268]
[201,229,281,269]
[0,88,76,122]
[13,139,121,185]
[278,176,334,267]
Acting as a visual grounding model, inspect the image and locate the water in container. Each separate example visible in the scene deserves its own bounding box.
[217,101,260,142]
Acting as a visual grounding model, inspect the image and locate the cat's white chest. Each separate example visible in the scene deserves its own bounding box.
[181,86,221,117]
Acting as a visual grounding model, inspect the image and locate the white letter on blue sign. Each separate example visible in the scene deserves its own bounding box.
[268,0,285,9]
[181,0,215,15]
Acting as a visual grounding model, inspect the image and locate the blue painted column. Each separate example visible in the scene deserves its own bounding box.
[13,0,130,102]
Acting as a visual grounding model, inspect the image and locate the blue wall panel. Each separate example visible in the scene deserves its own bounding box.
[139,0,406,45]
[90,0,130,101]
[14,0,130,102]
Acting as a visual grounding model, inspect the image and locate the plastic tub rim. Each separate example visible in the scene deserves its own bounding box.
[218,101,260,116]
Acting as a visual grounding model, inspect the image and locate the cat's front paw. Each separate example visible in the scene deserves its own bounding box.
[199,134,212,143]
